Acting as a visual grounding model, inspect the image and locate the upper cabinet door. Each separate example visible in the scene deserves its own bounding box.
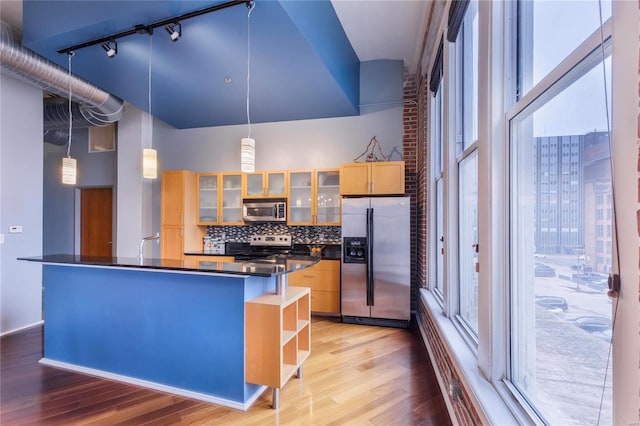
[371,161,405,195]
[221,173,243,224]
[315,169,341,225]
[288,170,314,225]
[266,171,287,197]
[244,172,264,197]
[339,163,370,195]
[196,173,220,225]
[161,171,185,225]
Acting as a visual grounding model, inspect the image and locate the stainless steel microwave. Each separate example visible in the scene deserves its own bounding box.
[242,198,287,223]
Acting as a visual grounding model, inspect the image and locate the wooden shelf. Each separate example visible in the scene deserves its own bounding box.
[245,286,311,394]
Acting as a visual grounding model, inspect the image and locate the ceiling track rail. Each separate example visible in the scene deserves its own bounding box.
[57,0,254,54]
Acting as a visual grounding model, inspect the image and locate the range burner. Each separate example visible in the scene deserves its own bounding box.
[235,234,292,260]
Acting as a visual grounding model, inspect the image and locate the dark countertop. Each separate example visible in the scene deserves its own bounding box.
[185,243,342,261]
[18,254,319,277]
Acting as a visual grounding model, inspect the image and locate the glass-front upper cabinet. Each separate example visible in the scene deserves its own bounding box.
[197,173,220,225]
[221,173,243,224]
[243,171,287,198]
[288,171,313,225]
[316,169,340,225]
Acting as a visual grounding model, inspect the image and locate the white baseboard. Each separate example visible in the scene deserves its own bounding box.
[39,358,267,411]
[0,320,43,337]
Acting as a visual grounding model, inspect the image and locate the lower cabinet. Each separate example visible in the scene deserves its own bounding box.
[288,259,340,314]
[245,286,310,407]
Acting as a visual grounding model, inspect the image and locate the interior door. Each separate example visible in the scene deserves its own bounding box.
[80,187,113,257]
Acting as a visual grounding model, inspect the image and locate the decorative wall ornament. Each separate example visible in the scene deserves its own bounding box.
[353,136,387,162]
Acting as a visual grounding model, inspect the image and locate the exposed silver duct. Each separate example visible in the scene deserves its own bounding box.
[0,20,124,131]
[43,129,71,146]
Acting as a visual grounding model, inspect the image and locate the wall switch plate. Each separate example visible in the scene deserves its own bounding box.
[9,225,23,233]
[0,233,4,244]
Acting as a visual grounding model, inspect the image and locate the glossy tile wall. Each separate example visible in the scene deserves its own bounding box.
[206,224,341,244]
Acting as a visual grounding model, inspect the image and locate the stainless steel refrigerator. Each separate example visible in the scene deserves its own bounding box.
[341,196,410,327]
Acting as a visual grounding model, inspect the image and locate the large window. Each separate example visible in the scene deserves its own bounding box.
[455,0,479,336]
[509,1,613,423]
[432,82,444,298]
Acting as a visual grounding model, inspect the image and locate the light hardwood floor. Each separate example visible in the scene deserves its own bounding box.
[1,317,451,425]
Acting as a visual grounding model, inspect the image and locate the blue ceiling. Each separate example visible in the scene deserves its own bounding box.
[22,0,360,129]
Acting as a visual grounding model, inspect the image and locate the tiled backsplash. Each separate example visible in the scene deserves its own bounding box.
[206,224,341,244]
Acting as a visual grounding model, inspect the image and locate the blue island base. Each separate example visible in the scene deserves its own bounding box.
[41,264,275,410]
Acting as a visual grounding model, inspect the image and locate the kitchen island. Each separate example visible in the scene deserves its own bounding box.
[19,254,318,410]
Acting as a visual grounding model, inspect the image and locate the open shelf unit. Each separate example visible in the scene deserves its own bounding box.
[245,286,311,393]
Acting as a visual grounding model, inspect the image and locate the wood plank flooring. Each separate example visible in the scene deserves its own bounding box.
[1,317,451,425]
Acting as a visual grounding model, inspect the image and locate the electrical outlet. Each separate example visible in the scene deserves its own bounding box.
[8,225,23,233]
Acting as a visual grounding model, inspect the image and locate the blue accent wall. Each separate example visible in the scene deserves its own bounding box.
[43,265,271,403]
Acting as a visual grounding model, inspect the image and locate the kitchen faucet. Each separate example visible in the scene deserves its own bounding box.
[138,232,160,261]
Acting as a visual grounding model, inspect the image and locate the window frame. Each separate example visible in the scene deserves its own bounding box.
[504,13,614,424]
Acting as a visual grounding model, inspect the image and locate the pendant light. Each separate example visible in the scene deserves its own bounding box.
[62,52,77,185]
[241,1,255,173]
[143,30,158,179]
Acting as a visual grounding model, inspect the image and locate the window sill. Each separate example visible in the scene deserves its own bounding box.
[418,289,520,425]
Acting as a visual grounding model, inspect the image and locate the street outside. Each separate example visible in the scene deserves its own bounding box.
[532,254,613,425]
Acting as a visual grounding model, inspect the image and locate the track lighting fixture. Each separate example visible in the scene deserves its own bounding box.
[102,40,117,58]
[165,23,181,42]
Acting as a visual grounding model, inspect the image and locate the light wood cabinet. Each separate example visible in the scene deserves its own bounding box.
[196,173,244,225]
[288,169,340,226]
[340,161,405,195]
[243,171,287,198]
[246,286,310,407]
[196,173,221,225]
[161,171,205,259]
[288,260,340,314]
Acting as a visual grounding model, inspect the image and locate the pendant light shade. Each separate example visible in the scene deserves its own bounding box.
[62,157,77,185]
[143,148,158,179]
[241,137,255,173]
[241,3,255,173]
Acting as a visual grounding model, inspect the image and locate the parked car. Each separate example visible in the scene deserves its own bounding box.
[572,316,611,333]
[535,296,568,312]
[535,262,556,277]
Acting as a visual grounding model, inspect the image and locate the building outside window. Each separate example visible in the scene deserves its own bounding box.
[509,0,613,423]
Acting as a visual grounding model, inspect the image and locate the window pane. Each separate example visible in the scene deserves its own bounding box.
[462,0,479,148]
[518,0,612,97]
[432,83,443,176]
[458,151,478,333]
[455,0,479,155]
[435,177,444,296]
[510,58,612,425]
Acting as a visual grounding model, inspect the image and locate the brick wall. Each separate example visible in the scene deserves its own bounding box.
[403,69,419,312]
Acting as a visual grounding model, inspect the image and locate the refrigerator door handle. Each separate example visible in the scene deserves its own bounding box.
[366,207,374,306]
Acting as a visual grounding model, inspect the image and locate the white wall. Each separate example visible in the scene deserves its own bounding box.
[43,130,116,255]
[611,1,640,422]
[0,74,44,334]
[116,102,155,257]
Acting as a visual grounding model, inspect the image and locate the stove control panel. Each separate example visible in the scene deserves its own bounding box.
[249,234,292,247]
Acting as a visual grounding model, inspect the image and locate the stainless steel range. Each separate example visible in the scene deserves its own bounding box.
[233,234,292,260]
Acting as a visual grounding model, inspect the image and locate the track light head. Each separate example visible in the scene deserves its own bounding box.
[165,23,181,42]
[102,40,117,58]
